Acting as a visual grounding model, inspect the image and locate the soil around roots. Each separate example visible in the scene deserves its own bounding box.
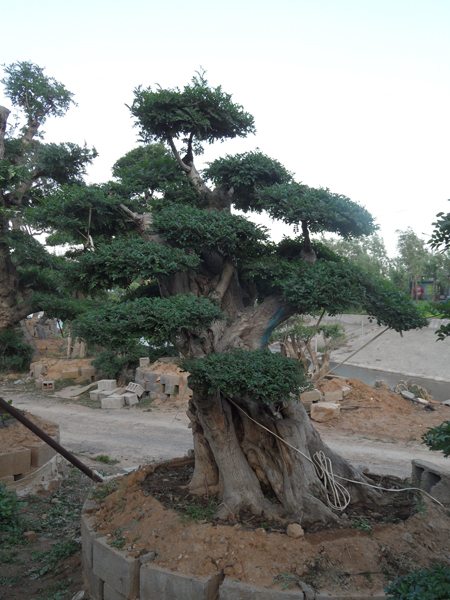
[89,459,450,596]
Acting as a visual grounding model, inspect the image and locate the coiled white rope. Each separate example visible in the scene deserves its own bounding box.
[227,399,443,511]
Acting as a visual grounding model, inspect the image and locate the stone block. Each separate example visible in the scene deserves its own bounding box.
[81,515,103,599]
[42,380,54,391]
[401,390,415,400]
[140,563,222,600]
[310,402,340,423]
[412,459,450,503]
[163,383,176,395]
[104,582,127,600]
[93,536,139,598]
[98,379,118,392]
[90,390,100,401]
[341,386,351,398]
[139,357,150,367]
[160,374,180,386]
[101,396,125,409]
[34,364,48,378]
[135,367,144,380]
[0,447,31,477]
[81,367,96,379]
[218,579,304,599]
[35,379,43,389]
[323,390,343,402]
[27,441,57,467]
[144,371,158,383]
[145,382,163,393]
[126,382,144,397]
[300,389,321,403]
[61,369,80,379]
[122,393,138,406]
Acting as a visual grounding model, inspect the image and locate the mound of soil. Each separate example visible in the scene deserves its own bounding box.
[0,413,59,453]
[316,377,449,442]
[90,459,450,596]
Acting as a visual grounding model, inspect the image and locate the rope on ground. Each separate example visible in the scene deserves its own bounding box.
[227,398,444,512]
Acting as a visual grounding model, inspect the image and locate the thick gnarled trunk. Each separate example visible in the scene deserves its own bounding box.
[0,240,33,331]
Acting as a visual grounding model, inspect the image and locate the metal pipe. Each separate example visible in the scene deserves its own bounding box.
[0,396,103,483]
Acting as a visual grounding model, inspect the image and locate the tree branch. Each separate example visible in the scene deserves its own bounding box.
[167,136,191,173]
[0,106,10,160]
[212,260,234,304]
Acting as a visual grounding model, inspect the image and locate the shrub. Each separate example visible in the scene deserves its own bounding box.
[422,421,450,458]
[91,343,178,380]
[0,483,22,533]
[0,328,33,372]
[384,564,450,599]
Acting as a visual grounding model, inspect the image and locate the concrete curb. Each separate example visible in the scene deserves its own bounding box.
[82,500,388,600]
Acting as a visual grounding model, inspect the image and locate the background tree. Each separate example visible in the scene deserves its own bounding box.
[37,72,427,526]
[392,227,428,299]
[429,202,450,340]
[270,317,345,382]
[0,62,96,332]
[321,233,391,279]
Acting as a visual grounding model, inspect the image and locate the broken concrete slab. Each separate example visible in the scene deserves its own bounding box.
[310,402,341,423]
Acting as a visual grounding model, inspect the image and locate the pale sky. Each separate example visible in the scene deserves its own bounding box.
[2,0,449,255]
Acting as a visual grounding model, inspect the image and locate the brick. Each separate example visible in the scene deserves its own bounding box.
[163,383,176,395]
[101,396,125,409]
[412,458,450,503]
[122,393,138,406]
[135,368,144,380]
[126,382,144,397]
[144,371,158,383]
[310,402,340,423]
[218,579,304,599]
[81,367,96,378]
[0,447,31,477]
[140,564,222,600]
[41,380,54,391]
[104,583,127,600]
[93,536,139,598]
[300,389,321,402]
[145,382,163,393]
[323,390,343,402]
[34,364,48,377]
[81,515,103,599]
[25,441,57,467]
[160,374,180,386]
[342,386,351,398]
[90,391,100,401]
[139,357,150,367]
[97,379,118,391]
[61,369,80,379]
[23,531,37,542]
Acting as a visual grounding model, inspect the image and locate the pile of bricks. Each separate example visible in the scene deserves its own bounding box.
[0,425,60,485]
[135,358,192,403]
[90,380,144,409]
[301,385,351,423]
[31,362,96,391]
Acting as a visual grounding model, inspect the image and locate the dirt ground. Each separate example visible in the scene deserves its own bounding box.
[89,458,450,597]
[2,360,450,597]
[0,413,58,453]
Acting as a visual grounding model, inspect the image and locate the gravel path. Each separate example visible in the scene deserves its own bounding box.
[2,386,448,479]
